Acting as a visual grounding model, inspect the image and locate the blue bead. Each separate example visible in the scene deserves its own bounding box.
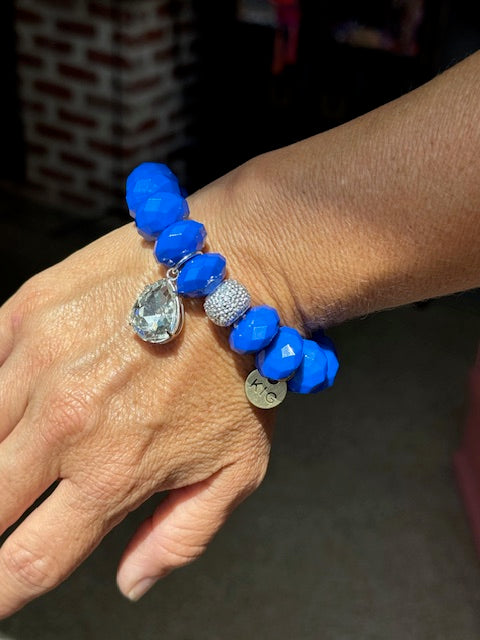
[154,220,207,267]
[229,305,280,354]
[255,326,304,380]
[287,339,328,394]
[135,192,189,241]
[126,163,180,216]
[126,162,176,191]
[177,253,226,297]
[314,334,339,388]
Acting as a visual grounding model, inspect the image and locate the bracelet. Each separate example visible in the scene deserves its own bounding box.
[126,162,339,409]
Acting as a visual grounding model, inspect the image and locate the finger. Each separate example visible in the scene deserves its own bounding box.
[0,350,33,442]
[117,464,258,601]
[0,419,59,536]
[0,478,110,619]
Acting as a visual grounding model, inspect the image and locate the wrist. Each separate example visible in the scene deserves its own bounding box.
[189,149,364,333]
[187,160,309,335]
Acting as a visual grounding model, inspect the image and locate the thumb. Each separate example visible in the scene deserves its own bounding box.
[116,463,261,601]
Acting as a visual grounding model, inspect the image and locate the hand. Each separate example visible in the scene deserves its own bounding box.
[0,167,295,617]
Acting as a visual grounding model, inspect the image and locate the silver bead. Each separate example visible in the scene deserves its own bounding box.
[204,279,251,327]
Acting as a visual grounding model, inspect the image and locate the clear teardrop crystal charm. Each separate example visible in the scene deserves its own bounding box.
[130,278,184,344]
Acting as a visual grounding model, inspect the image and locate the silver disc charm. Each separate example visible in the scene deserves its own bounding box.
[130,278,184,344]
[245,369,287,409]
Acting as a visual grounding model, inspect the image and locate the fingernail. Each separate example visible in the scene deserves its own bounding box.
[126,577,158,602]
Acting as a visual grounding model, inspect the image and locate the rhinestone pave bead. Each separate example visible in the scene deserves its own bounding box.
[255,326,304,380]
[126,163,180,215]
[229,305,279,353]
[204,279,251,327]
[177,253,226,297]
[287,339,328,393]
[130,279,183,343]
[135,192,189,241]
[154,220,207,267]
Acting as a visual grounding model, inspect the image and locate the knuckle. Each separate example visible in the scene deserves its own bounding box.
[158,536,205,571]
[14,277,49,319]
[41,387,96,445]
[25,339,57,372]
[1,539,60,592]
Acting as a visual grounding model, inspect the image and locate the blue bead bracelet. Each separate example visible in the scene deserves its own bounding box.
[127,162,339,409]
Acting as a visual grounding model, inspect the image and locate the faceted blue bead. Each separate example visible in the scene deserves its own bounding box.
[126,163,180,216]
[313,334,339,388]
[177,253,226,297]
[154,220,207,267]
[126,162,176,191]
[135,192,189,241]
[255,326,304,380]
[229,305,280,354]
[287,339,328,394]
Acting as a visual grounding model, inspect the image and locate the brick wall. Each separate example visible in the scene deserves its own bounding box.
[15,0,199,216]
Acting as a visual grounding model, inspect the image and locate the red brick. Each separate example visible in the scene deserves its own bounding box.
[21,100,45,114]
[58,63,97,83]
[124,74,163,93]
[86,93,127,113]
[56,20,96,37]
[58,108,96,128]
[60,152,96,170]
[26,143,48,156]
[112,118,158,136]
[87,49,131,69]
[113,28,166,47]
[36,123,73,142]
[34,80,72,100]
[37,0,75,7]
[17,53,43,68]
[89,139,138,158]
[154,44,180,63]
[151,132,176,147]
[34,36,72,54]
[59,190,96,208]
[39,166,74,183]
[157,3,173,19]
[87,2,144,21]
[16,8,43,24]
[136,118,160,133]
[152,92,173,108]
[87,179,124,198]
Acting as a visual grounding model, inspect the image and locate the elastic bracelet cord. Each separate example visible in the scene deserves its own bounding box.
[127,162,339,409]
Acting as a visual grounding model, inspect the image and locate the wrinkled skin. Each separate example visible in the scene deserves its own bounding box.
[0,164,301,616]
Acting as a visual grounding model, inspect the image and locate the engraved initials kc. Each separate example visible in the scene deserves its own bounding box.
[249,377,277,403]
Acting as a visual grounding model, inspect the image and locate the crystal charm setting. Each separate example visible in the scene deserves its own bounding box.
[130,278,184,344]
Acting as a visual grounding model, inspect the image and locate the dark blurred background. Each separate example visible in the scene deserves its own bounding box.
[1,2,480,639]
